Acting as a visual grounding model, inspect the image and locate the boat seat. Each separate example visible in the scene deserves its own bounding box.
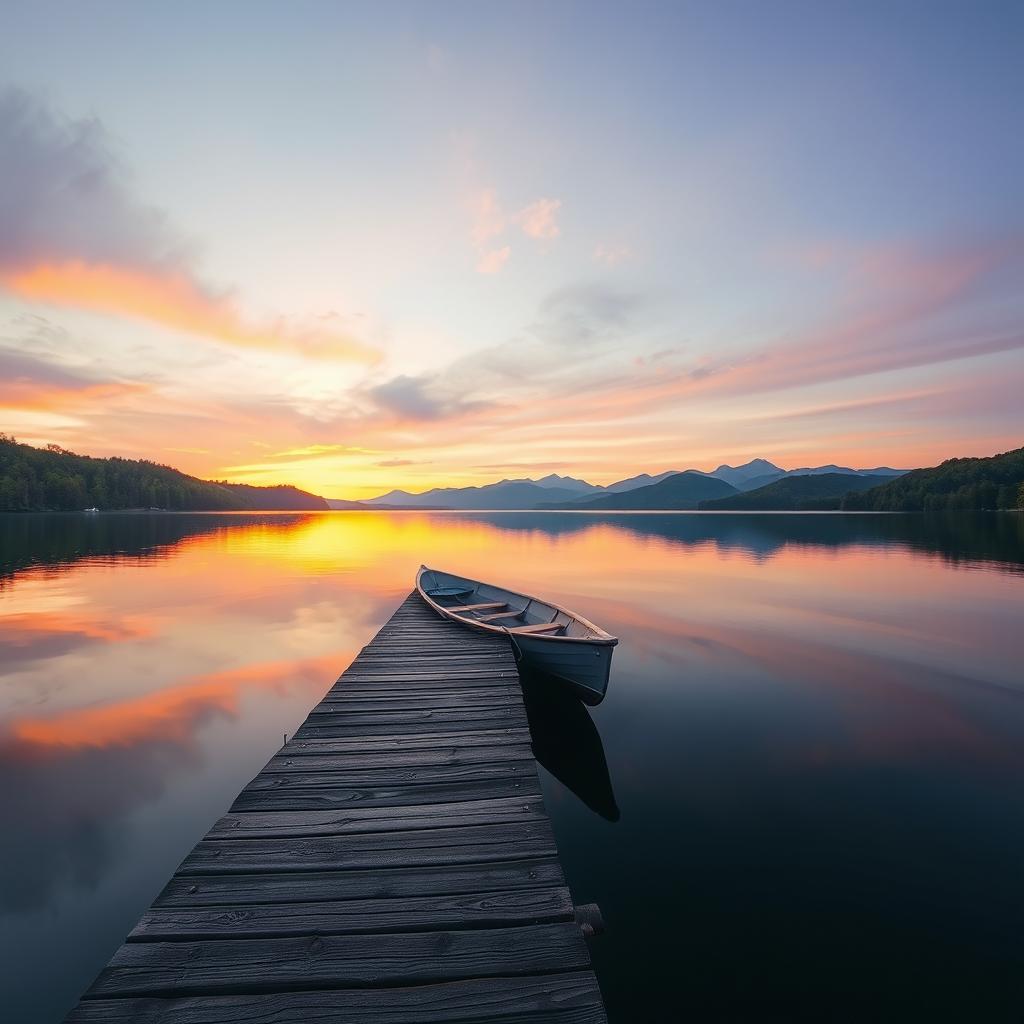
[508,622,565,634]
[475,611,523,622]
[426,587,473,598]
[448,602,507,613]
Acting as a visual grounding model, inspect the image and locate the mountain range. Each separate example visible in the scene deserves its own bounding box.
[4,437,1019,514]
[354,459,910,511]
[698,472,894,512]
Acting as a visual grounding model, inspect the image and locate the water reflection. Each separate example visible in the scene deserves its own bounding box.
[1,510,1023,1022]
[521,670,620,821]
[0,511,316,585]
[457,510,1024,573]
[0,654,338,913]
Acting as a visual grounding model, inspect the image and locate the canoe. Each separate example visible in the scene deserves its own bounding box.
[416,565,618,705]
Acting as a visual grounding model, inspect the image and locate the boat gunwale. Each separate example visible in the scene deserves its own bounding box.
[416,565,619,647]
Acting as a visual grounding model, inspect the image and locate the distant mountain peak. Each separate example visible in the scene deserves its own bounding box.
[715,458,781,474]
[708,459,785,489]
[534,473,598,492]
[604,470,681,494]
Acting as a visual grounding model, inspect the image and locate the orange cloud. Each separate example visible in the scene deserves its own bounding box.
[0,376,146,413]
[3,261,379,363]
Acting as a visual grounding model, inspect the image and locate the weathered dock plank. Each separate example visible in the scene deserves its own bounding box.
[68,973,607,1024]
[177,820,558,874]
[153,858,567,906]
[129,888,575,941]
[65,592,607,1023]
[88,923,592,997]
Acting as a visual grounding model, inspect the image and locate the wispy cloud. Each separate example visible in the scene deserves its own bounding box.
[268,443,373,459]
[466,186,563,272]
[516,198,561,239]
[593,243,632,266]
[368,373,492,422]
[468,187,505,247]
[0,342,146,411]
[0,89,378,363]
[476,245,510,274]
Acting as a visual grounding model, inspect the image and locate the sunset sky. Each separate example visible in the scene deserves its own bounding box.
[1,1,1022,498]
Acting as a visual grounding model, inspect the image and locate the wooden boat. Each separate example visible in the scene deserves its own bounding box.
[416,565,618,705]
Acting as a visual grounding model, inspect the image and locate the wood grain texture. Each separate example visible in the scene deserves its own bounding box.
[130,887,574,940]
[63,593,606,1024]
[304,706,527,725]
[312,693,524,712]
[178,821,557,875]
[155,859,566,907]
[208,796,550,839]
[260,743,534,771]
[70,973,606,1022]
[293,716,529,738]
[280,727,531,754]
[87,924,590,997]
[228,772,540,812]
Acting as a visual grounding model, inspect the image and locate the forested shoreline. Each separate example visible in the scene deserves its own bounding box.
[841,447,1024,512]
[0,436,328,511]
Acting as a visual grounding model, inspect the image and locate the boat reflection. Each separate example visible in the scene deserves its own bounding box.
[520,669,620,822]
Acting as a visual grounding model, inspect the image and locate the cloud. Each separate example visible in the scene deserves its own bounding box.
[516,198,561,239]
[0,342,147,411]
[377,457,416,467]
[468,187,505,246]
[334,238,1023,478]
[533,284,645,348]
[467,187,562,270]
[0,88,377,363]
[476,245,510,274]
[354,283,648,436]
[593,243,632,266]
[267,443,372,459]
[368,373,491,421]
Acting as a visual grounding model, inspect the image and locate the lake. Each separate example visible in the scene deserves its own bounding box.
[2,510,1023,1022]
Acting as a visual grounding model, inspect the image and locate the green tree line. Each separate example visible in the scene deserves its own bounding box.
[842,447,1024,512]
[0,436,327,511]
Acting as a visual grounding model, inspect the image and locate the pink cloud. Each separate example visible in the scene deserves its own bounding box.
[476,245,511,274]
[516,198,561,239]
[467,189,561,268]
[468,187,505,246]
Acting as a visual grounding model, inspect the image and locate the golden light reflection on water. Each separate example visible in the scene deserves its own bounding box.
[3,510,1021,760]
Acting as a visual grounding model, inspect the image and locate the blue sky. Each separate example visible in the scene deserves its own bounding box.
[1,1,1021,495]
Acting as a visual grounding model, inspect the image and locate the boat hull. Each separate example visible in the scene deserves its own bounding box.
[415,565,617,705]
[511,633,614,705]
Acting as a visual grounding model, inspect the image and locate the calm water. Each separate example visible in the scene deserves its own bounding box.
[2,510,1023,1022]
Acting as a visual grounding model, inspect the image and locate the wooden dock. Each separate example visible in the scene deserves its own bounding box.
[66,592,608,1022]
